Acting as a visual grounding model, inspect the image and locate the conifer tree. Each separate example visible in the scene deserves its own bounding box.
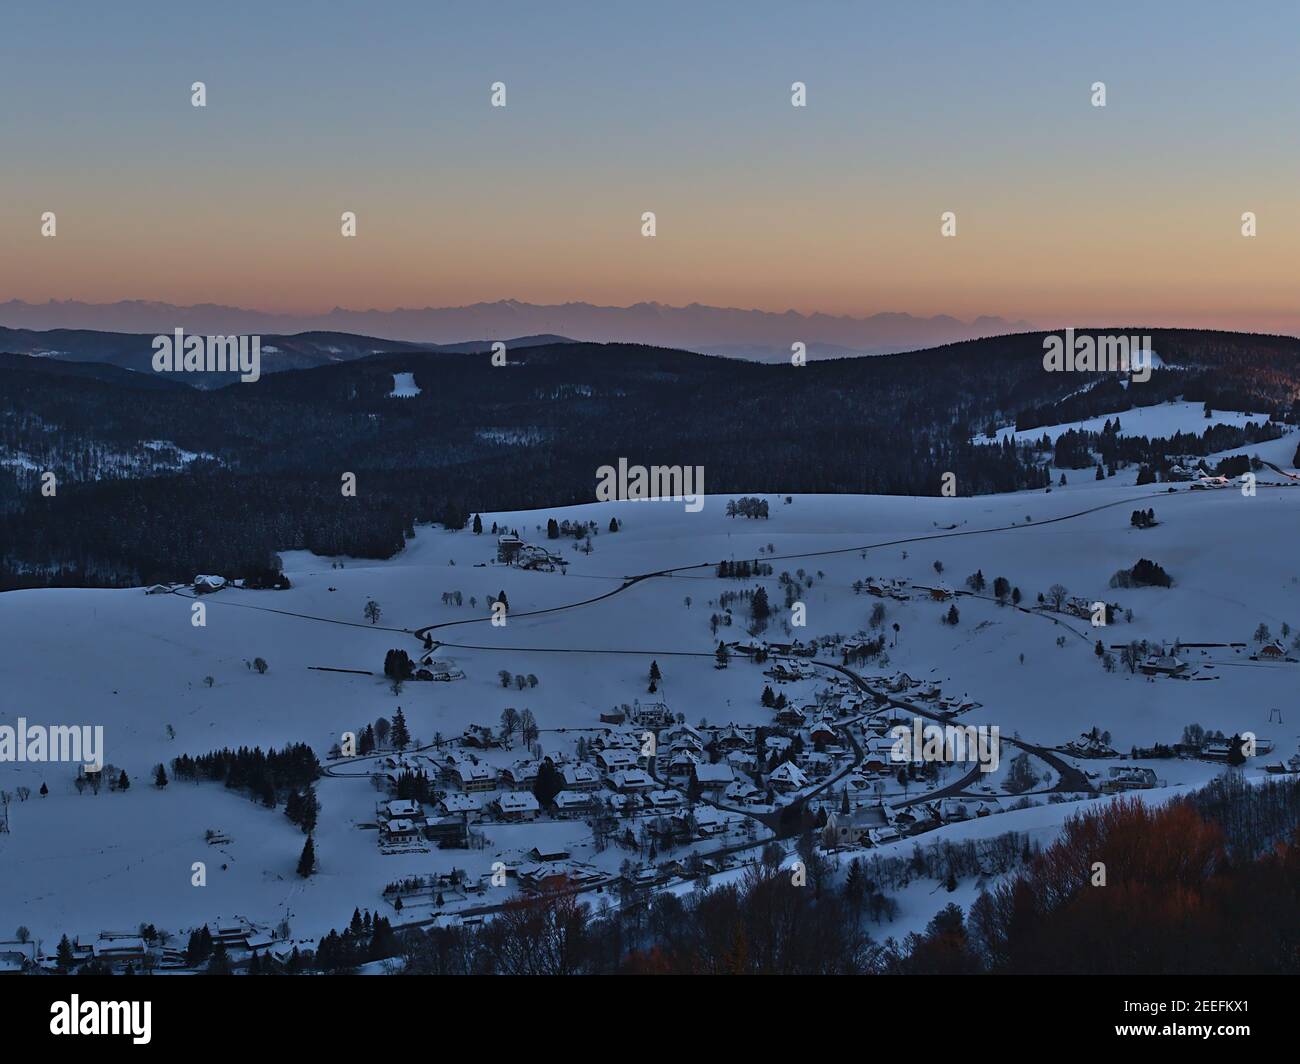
[297,835,316,877]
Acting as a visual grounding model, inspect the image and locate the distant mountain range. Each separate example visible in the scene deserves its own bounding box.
[0,327,569,386]
[0,299,1034,362]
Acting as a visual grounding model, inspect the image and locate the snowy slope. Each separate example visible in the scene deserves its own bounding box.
[3,477,1298,946]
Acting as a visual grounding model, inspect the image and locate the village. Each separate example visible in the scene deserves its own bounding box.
[5,478,1298,975]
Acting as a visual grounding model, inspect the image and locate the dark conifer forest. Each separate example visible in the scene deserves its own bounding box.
[2,329,1297,588]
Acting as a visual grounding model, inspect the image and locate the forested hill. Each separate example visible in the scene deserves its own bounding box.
[2,329,1297,589]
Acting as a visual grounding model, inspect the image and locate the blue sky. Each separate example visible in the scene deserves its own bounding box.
[2,1,1297,326]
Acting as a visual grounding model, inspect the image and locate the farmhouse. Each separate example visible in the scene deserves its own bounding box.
[715,725,751,752]
[765,662,802,683]
[1140,653,1187,677]
[1102,766,1159,793]
[809,719,838,746]
[664,722,705,748]
[769,762,809,793]
[496,534,525,564]
[461,724,500,749]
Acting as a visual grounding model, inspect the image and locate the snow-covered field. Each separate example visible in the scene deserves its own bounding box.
[978,400,1274,445]
[2,459,1298,948]
[389,372,421,398]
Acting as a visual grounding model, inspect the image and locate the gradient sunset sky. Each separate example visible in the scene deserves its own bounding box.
[3,0,1298,331]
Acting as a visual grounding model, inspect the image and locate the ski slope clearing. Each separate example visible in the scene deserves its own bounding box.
[979,400,1274,445]
[389,372,421,398]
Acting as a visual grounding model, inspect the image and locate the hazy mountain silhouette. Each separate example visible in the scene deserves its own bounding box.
[0,299,1033,361]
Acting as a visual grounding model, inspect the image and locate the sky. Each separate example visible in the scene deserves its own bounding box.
[2,0,1299,331]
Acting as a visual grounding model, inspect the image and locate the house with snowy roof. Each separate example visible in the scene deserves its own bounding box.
[691,761,735,793]
[494,792,540,821]
[769,761,809,793]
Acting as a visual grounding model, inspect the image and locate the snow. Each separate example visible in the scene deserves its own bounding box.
[2,480,1297,948]
[977,400,1275,446]
[389,372,420,398]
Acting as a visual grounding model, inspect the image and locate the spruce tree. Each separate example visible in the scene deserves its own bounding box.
[297,835,316,877]
[391,708,410,750]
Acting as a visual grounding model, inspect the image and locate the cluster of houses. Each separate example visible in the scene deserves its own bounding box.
[1140,641,1291,675]
[818,793,1004,852]
[412,654,466,682]
[1064,732,1120,758]
[762,655,819,683]
[862,577,912,601]
[495,534,566,572]
[1054,595,1122,622]
[144,574,227,596]
[10,920,284,974]
[369,701,865,854]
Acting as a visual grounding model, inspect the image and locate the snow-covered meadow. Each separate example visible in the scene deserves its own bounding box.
[2,442,1298,948]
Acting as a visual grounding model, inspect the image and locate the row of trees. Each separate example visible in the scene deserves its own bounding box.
[725,497,770,519]
[170,743,321,809]
[346,710,409,757]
